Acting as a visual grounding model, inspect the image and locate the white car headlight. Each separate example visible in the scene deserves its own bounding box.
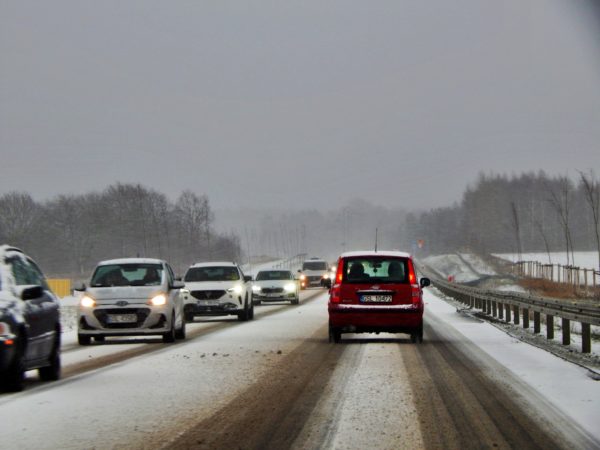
[149,293,167,306]
[227,285,243,295]
[80,295,96,308]
[252,285,262,293]
[284,283,296,292]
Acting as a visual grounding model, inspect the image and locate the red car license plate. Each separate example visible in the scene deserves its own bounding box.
[361,295,392,303]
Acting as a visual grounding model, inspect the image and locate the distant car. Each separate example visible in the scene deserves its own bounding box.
[0,245,61,391]
[298,258,331,288]
[328,250,430,343]
[252,270,300,305]
[181,262,254,322]
[77,258,186,345]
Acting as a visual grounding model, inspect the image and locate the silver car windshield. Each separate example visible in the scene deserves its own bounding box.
[91,263,163,287]
[255,270,292,281]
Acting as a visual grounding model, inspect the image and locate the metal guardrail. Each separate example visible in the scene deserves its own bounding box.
[419,266,600,354]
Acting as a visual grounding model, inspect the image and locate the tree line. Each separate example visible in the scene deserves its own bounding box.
[0,183,242,277]
[400,171,600,269]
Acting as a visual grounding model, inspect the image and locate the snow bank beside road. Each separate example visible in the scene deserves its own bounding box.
[424,288,600,443]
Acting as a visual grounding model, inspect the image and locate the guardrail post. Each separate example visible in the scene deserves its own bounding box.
[522,308,529,329]
[505,304,511,323]
[582,323,591,353]
[534,311,540,333]
[487,299,492,315]
[562,318,570,345]
[513,305,519,325]
[492,301,497,317]
[498,302,504,320]
[547,315,554,340]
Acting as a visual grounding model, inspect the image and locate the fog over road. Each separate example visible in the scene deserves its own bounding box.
[1,288,598,450]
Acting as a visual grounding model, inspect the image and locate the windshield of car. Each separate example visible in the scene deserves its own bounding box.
[342,257,408,284]
[255,270,292,281]
[302,261,327,271]
[91,263,163,287]
[184,266,240,282]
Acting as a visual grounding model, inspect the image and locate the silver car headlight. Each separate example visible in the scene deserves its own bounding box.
[148,293,167,306]
[252,285,262,293]
[80,295,96,308]
[284,283,296,292]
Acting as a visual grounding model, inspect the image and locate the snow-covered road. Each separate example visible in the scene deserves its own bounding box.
[1,287,598,449]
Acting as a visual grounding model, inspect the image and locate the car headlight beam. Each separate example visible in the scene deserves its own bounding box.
[80,295,96,308]
[227,285,243,295]
[149,293,167,306]
[284,283,296,292]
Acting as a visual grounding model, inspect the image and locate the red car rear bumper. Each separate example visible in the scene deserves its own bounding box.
[328,304,423,333]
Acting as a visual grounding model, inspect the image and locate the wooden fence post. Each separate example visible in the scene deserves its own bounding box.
[505,304,511,323]
[547,315,554,340]
[523,308,529,329]
[582,323,591,353]
[513,305,519,325]
[534,311,541,333]
[562,318,570,345]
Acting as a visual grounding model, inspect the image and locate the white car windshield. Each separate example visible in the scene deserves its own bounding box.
[185,266,240,282]
[91,264,163,287]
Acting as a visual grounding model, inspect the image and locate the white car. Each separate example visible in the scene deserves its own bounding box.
[252,269,300,305]
[298,258,331,288]
[77,258,186,345]
[181,262,254,322]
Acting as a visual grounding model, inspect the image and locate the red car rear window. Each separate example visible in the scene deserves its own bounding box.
[341,257,408,284]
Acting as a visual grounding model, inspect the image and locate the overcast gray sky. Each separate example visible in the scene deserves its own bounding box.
[1,0,599,210]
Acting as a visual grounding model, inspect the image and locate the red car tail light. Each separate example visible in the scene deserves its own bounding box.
[335,258,343,284]
[330,284,341,303]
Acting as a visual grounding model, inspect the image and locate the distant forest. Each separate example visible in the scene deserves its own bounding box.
[399,171,600,267]
[1,172,599,277]
[0,183,241,277]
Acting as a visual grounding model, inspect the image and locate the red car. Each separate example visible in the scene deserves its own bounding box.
[328,251,430,343]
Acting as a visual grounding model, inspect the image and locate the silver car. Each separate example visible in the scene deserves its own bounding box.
[77,258,185,345]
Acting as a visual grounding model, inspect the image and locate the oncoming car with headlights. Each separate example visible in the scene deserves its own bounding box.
[77,258,186,345]
[252,270,300,305]
[181,262,254,322]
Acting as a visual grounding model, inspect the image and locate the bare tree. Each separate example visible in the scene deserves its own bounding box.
[0,192,40,249]
[510,201,523,261]
[547,176,575,266]
[579,171,600,270]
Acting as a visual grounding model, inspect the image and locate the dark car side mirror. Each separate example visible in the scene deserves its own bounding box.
[244,275,252,283]
[21,285,43,301]
[420,278,431,288]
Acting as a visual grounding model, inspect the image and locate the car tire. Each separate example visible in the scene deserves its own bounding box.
[248,301,254,320]
[329,325,341,344]
[39,335,61,382]
[78,334,91,346]
[3,346,25,392]
[411,327,423,344]
[238,298,250,322]
[185,312,194,323]
[163,314,176,343]
[94,336,105,343]
[175,316,186,340]
[291,296,299,305]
